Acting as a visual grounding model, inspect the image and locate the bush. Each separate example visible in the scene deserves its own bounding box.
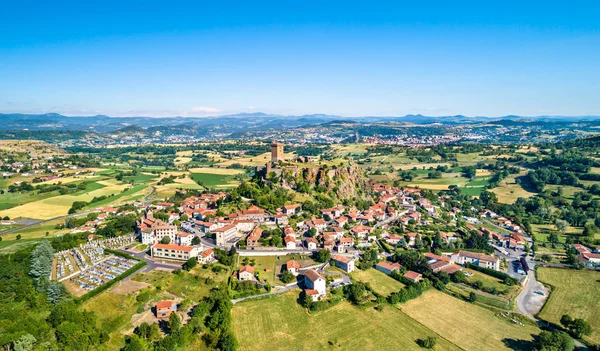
[418,336,437,349]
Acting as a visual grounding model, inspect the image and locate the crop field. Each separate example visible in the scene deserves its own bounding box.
[0,218,67,241]
[0,179,129,219]
[232,292,460,351]
[351,268,404,296]
[398,173,471,190]
[400,290,539,350]
[537,267,600,345]
[190,167,244,188]
[123,173,158,184]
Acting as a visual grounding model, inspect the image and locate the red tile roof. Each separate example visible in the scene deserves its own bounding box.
[156,300,173,310]
[287,260,301,269]
[239,265,255,274]
[404,271,422,280]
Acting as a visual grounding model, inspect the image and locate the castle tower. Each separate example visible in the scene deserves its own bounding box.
[271,141,284,163]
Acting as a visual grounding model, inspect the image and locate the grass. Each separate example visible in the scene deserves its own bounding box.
[232,292,460,351]
[83,184,147,209]
[490,172,536,204]
[190,172,239,188]
[351,268,405,296]
[0,218,68,241]
[463,268,518,296]
[537,267,600,345]
[82,291,140,350]
[123,173,158,184]
[400,290,540,351]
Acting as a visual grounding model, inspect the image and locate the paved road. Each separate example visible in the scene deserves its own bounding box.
[144,186,156,203]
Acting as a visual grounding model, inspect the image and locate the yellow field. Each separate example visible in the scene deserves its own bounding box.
[400,290,539,350]
[174,156,192,164]
[0,179,127,219]
[188,167,245,175]
[490,171,536,204]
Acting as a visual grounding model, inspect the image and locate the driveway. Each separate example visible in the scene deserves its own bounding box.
[516,270,549,321]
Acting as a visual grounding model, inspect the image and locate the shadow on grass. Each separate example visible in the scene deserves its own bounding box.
[502,337,536,350]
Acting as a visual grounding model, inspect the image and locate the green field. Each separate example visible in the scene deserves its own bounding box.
[351,268,404,296]
[190,172,239,188]
[400,290,540,350]
[123,173,158,184]
[537,267,600,345]
[83,184,148,209]
[232,292,460,351]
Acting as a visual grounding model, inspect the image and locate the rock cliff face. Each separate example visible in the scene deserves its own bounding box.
[280,161,370,199]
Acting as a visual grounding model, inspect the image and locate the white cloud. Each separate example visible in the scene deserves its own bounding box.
[191,106,222,113]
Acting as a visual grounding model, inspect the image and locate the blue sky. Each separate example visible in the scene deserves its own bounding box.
[1,1,599,117]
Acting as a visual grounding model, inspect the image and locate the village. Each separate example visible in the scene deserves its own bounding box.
[45,142,600,320]
[0,136,596,351]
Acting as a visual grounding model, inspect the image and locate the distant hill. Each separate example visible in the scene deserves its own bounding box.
[0,112,598,134]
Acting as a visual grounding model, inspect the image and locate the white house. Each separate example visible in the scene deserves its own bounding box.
[304,269,326,301]
[286,260,301,276]
[451,250,500,271]
[285,235,297,249]
[332,255,355,273]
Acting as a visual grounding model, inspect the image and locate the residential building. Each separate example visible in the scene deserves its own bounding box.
[198,249,215,264]
[238,265,255,281]
[212,223,238,246]
[403,270,423,283]
[155,300,175,318]
[375,262,401,275]
[304,269,326,301]
[152,244,202,261]
[332,255,355,273]
[286,260,301,276]
[285,235,297,249]
[451,250,500,271]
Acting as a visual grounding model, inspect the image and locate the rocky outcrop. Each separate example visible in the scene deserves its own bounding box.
[279,161,370,199]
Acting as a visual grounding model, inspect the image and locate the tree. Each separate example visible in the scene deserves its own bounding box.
[13,334,37,351]
[192,236,201,245]
[343,282,368,305]
[451,270,467,284]
[554,219,569,234]
[168,312,181,334]
[280,270,295,284]
[315,249,331,263]
[469,291,477,303]
[160,236,171,244]
[183,257,197,271]
[570,319,592,338]
[560,314,592,338]
[534,330,574,351]
[420,336,437,349]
